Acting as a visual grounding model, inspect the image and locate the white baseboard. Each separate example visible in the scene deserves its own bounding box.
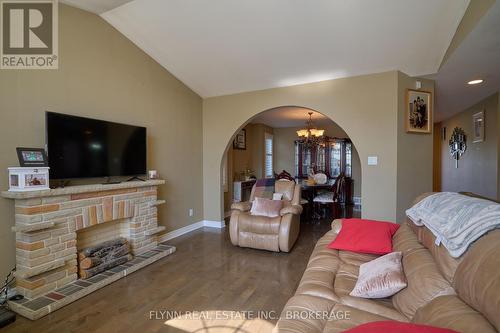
[159,221,205,242]
[202,220,226,228]
[158,220,225,243]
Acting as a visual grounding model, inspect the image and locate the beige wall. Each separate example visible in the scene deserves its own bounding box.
[223,123,273,212]
[439,93,498,199]
[0,4,203,279]
[204,71,405,223]
[273,124,362,197]
[498,91,500,199]
[396,72,435,222]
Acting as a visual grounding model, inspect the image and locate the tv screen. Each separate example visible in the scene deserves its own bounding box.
[46,112,146,179]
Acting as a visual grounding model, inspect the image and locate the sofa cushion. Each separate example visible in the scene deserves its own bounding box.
[453,229,500,331]
[340,296,408,322]
[322,304,400,333]
[328,219,400,255]
[350,252,406,299]
[392,223,424,254]
[296,268,339,302]
[277,294,336,333]
[392,247,455,318]
[412,295,497,333]
[341,321,459,333]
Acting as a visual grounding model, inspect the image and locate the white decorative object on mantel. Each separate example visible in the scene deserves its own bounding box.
[8,167,50,191]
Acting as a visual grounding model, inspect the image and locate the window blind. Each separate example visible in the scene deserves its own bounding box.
[265,133,273,178]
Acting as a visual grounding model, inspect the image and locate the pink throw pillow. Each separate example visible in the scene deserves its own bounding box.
[250,197,283,218]
[350,251,407,298]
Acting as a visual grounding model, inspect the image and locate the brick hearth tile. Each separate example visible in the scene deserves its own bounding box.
[129,258,145,265]
[56,284,83,296]
[23,297,54,311]
[101,271,115,277]
[87,274,108,283]
[46,292,65,300]
[109,266,127,274]
[73,280,92,287]
[138,251,157,258]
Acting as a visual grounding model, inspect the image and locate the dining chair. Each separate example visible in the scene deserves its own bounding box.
[312,173,345,219]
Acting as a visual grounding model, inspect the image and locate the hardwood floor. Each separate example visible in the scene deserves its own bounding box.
[4,220,334,333]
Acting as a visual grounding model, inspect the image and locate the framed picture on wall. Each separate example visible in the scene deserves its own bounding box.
[406,89,432,134]
[233,129,247,150]
[472,110,485,143]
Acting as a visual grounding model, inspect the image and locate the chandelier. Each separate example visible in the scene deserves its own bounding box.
[296,112,325,145]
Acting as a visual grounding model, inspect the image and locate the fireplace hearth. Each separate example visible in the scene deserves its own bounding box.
[1,180,175,320]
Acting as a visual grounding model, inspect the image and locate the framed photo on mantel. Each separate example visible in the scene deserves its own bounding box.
[406,89,433,134]
[16,147,48,167]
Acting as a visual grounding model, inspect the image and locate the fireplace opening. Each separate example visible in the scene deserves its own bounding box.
[76,219,132,279]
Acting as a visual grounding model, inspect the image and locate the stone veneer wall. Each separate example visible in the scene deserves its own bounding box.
[9,182,165,298]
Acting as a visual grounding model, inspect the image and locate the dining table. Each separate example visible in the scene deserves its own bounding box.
[297,178,336,221]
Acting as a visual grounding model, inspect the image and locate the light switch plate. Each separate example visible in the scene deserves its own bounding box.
[368,156,378,166]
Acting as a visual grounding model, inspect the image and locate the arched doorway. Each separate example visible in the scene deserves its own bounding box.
[220,106,362,221]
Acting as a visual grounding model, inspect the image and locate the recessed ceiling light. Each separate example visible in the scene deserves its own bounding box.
[467,79,484,85]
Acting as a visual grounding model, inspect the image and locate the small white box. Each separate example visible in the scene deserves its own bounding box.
[8,167,50,191]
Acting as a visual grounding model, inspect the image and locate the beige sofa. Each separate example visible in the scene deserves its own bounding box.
[276,193,500,332]
[229,180,302,252]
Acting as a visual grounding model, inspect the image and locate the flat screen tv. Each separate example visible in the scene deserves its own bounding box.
[46,112,146,180]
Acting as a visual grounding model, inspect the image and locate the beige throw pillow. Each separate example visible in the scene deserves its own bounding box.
[350,251,407,298]
[250,197,283,218]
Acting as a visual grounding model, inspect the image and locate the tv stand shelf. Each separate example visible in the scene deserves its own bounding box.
[1,179,165,199]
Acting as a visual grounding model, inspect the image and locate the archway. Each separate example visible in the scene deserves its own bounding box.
[203,74,401,224]
[221,106,361,220]
[219,106,362,222]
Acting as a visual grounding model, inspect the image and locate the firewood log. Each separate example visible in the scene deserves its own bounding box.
[79,254,132,279]
[79,243,130,269]
[80,238,127,257]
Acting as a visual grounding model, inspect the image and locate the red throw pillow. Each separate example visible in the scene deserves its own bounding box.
[341,321,459,333]
[327,218,400,255]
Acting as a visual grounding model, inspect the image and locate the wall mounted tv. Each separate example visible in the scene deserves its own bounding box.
[46,112,147,180]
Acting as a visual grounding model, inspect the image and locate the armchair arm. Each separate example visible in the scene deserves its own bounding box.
[280,204,303,216]
[231,201,252,212]
[279,213,300,252]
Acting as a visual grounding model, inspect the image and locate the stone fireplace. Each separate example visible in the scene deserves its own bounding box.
[1,180,175,319]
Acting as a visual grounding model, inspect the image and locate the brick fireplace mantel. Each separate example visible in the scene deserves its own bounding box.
[1,180,175,319]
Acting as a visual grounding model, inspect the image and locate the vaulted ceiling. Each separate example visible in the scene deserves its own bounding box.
[61,0,500,121]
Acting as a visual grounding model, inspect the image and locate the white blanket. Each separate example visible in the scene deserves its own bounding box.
[406,192,500,258]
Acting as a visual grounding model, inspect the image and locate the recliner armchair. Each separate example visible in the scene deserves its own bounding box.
[229,180,302,252]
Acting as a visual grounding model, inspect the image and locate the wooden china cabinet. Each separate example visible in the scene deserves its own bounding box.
[295,137,353,204]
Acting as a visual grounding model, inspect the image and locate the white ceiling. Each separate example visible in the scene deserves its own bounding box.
[428,1,500,122]
[61,0,133,14]
[250,106,330,128]
[90,0,470,98]
[62,0,500,122]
